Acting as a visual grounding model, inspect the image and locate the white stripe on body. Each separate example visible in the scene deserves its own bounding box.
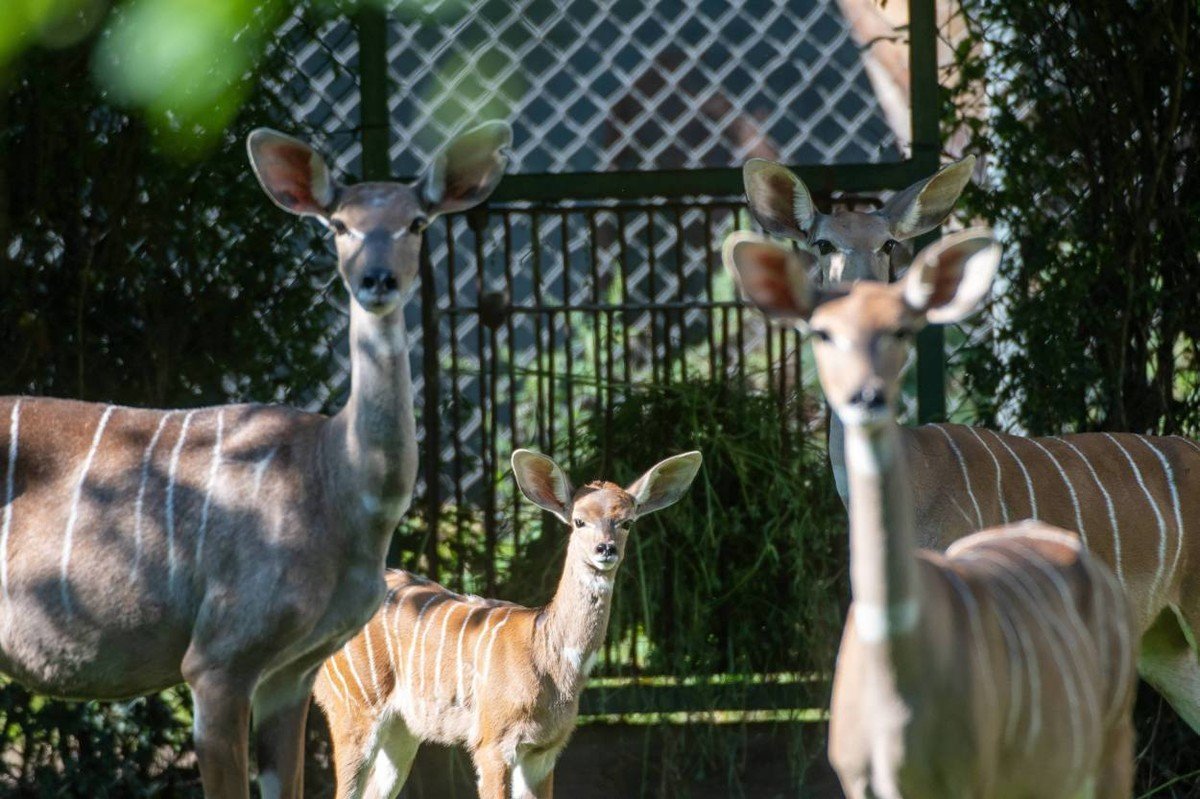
[132,412,173,581]
[433,599,462,700]
[1,400,21,621]
[405,593,443,698]
[1052,438,1123,586]
[456,605,484,705]
[165,410,196,586]
[1137,437,1184,599]
[481,608,516,685]
[986,430,1038,519]
[935,426,983,528]
[326,658,355,711]
[1104,433,1168,617]
[194,410,225,566]
[967,549,1085,772]
[1027,440,1087,546]
[469,608,498,704]
[939,567,999,745]
[362,617,381,697]
[418,598,454,696]
[60,406,115,612]
[967,426,1009,524]
[251,446,278,500]
[342,641,373,707]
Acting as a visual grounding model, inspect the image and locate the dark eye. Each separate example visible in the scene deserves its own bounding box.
[881,239,898,255]
[813,239,836,256]
[811,329,832,343]
[409,217,428,234]
[329,218,348,236]
[574,518,585,529]
[619,520,632,530]
[891,328,913,341]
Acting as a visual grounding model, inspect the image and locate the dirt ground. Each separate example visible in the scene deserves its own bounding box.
[397,722,844,798]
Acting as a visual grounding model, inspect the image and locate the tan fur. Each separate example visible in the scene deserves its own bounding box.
[0,123,510,799]
[314,453,701,799]
[726,230,1138,799]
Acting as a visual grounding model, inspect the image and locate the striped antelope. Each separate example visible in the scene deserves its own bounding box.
[744,158,1200,733]
[725,229,1138,799]
[0,121,511,799]
[314,449,703,799]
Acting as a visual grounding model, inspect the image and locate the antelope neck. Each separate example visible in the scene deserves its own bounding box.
[843,420,921,643]
[534,544,616,687]
[324,300,418,532]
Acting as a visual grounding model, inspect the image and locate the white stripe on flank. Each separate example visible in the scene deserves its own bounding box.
[1175,436,1200,456]
[982,548,1087,774]
[470,608,498,700]
[1028,440,1087,546]
[132,412,172,580]
[165,411,196,583]
[481,608,516,685]
[251,446,278,500]
[1,401,22,617]
[320,660,347,706]
[433,600,461,699]
[1104,433,1167,613]
[362,617,381,696]
[60,406,115,611]
[986,430,1038,519]
[967,426,1009,524]
[381,585,415,678]
[456,606,483,704]
[935,426,983,529]
[1138,437,1184,596]
[418,598,452,695]
[194,411,225,566]
[342,642,372,706]
[406,593,442,696]
[1053,438,1122,585]
[940,567,998,737]
[327,658,355,711]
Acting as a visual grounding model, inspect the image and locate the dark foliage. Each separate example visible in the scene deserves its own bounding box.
[947,0,1200,436]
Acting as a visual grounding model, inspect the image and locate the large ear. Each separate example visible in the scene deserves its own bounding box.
[902,228,1001,324]
[723,232,821,326]
[246,128,337,219]
[420,121,513,216]
[879,155,975,240]
[511,449,573,524]
[626,451,703,517]
[742,158,816,240]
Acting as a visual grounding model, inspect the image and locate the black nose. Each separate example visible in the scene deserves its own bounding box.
[850,383,887,409]
[360,269,398,295]
[595,542,617,558]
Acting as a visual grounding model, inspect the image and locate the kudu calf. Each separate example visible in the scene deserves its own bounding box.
[0,121,512,798]
[314,449,702,799]
[726,229,1137,799]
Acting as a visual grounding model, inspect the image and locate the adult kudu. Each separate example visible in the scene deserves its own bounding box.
[0,120,512,798]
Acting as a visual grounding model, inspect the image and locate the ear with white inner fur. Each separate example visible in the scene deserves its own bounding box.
[742,159,815,240]
[879,155,976,240]
[902,228,1001,325]
[246,128,338,219]
[512,449,573,524]
[722,232,821,327]
[626,452,703,517]
[420,121,513,216]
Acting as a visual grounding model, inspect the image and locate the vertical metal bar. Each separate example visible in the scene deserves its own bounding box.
[418,233,441,581]
[446,219,465,586]
[502,213,520,552]
[672,205,687,383]
[617,211,633,392]
[647,208,663,385]
[703,208,718,380]
[471,209,496,593]
[588,211,605,471]
[356,6,389,181]
[561,212,575,466]
[531,214,547,450]
[909,0,946,423]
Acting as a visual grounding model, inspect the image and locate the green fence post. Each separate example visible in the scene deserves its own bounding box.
[357,5,389,180]
[909,0,945,424]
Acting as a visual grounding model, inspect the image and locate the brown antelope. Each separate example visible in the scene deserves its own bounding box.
[744,158,1200,733]
[314,448,702,799]
[725,228,1138,798]
[0,121,512,798]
